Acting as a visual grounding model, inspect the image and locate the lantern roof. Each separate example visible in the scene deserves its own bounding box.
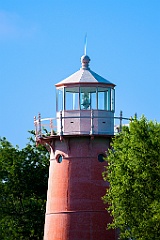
[55,55,115,87]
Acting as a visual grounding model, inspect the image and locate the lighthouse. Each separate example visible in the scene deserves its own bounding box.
[35,54,117,239]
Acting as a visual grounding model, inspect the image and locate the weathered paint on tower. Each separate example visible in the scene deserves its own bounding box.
[35,54,117,240]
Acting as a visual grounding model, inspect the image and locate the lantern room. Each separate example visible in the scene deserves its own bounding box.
[55,55,116,136]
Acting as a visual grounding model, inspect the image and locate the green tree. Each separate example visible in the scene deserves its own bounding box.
[0,133,49,240]
[103,117,160,240]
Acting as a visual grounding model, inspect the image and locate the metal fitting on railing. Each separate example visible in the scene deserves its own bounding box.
[59,111,63,136]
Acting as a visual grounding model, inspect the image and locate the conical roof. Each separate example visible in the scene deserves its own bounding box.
[55,55,115,87]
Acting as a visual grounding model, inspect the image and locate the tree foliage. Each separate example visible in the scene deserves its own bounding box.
[103,116,160,240]
[0,132,49,239]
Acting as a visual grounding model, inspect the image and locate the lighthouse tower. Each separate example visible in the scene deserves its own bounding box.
[36,54,117,240]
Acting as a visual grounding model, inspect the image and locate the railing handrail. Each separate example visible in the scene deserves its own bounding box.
[35,115,131,123]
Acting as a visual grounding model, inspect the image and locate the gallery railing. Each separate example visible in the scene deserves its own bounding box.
[34,110,133,139]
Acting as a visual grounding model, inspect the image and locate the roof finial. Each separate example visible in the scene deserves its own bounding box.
[84,33,87,55]
[81,55,90,70]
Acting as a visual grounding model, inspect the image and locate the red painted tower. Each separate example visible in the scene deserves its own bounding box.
[35,54,118,239]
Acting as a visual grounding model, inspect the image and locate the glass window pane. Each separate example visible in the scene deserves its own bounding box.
[98,91,105,110]
[107,88,111,111]
[80,87,97,110]
[98,87,112,110]
[111,88,115,111]
[72,92,79,110]
[57,88,63,111]
[65,87,79,110]
[90,90,97,109]
[80,87,91,110]
[66,91,73,110]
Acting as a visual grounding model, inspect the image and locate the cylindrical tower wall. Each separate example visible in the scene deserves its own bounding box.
[44,136,116,240]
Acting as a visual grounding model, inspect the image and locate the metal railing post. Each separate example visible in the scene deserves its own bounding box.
[38,113,41,137]
[90,109,94,135]
[50,119,53,135]
[60,111,63,136]
[120,110,122,132]
[34,116,37,137]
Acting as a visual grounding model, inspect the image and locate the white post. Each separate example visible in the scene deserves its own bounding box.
[34,116,37,137]
[120,110,122,132]
[90,110,94,135]
[50,119,53,135]
[60,111,63,136]
[38,113,41,137]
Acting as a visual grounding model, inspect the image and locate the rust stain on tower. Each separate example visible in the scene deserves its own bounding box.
[35,54,120,239]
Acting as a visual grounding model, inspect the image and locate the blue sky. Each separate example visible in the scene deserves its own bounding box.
[0,0,160,148]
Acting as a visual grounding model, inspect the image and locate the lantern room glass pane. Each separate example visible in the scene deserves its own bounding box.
[80,87,91,110]
[111,88,115,112]
[107,88,111,111]
[80,87,96,110]
[57,88,63,111]
[98,87,108,110]
[98,91,105,110]
[65,87,79,110]
[90,88,97,109]
[98,87,112,110]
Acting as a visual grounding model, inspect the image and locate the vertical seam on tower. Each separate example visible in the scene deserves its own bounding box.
[66,160,70,211]
[66,160,70,239]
